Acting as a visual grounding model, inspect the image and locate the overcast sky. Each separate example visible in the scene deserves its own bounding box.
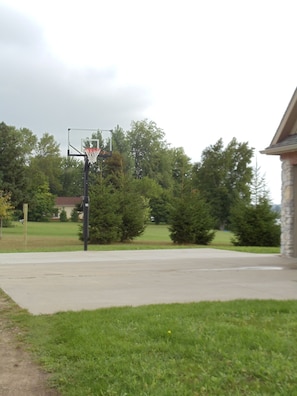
[1,0,297,203]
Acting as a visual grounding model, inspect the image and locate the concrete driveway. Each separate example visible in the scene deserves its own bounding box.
[0,249,296,315]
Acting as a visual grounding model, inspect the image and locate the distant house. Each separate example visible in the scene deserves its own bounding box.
[261,87,297,257]
[54,197,82,220]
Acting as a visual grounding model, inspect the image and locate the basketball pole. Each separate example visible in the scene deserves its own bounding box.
[68,128,113,251]
[83,156,90,251]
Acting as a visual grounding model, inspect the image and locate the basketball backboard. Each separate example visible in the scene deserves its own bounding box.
[67,128,112,158]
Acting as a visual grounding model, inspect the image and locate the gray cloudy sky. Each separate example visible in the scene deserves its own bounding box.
[1,0,297,203]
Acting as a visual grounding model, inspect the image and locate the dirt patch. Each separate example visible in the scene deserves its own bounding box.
[0,292,60,396]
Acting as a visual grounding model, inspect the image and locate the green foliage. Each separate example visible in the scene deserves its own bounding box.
[133,176,163,200]
[150,191,172,224]
[28,183,55,222]
[111,125,134,174]
[70,207,79,222]
[0,190,14,219]
[0,122,37,207]
[170,146,192,196]
[231,165,280,247]
[60,157,83,196]
[250,160,269,205]
[59,209,68,222]
[193,138,253,229]
[87,152,150,244]
[127,119,169,181]
[28,133,63,195]
[86,182,121,244]
[0,191,14,236]
[100,150,125,188]
[0,120,281,249]
[87,169,148,243]
[119,195,147,242]
[169,191,215,244]
[118,180,148,242]
[230,198,280,246]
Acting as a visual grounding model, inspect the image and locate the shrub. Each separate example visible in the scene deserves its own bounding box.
[70,208,79,222]
[230,198,280,247]
[169,192,215,245]
[59,209,68,222]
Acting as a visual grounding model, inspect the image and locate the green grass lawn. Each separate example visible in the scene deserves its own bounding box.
[0,223,288,394]
[0,222,280,253]
[6,294,296,396]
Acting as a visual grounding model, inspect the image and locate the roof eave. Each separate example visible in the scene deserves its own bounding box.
[260,144,297,155]
[270,88,297,146]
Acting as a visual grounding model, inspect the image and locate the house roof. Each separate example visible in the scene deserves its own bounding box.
[261,88,297,155]
[55,197,82,206]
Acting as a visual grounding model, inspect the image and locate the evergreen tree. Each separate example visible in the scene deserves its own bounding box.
[104,152,149,241]
[250,159,268,205]
[119,185,147,242]
[59,209,68,222]
[230,165,280,247]
[87,180,121,244]
[87,154,149,244]
[230,197,280,246]
[70,207,80,222]
[169,191,215,245]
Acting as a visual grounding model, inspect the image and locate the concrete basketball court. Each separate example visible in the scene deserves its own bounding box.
[0,249,296,315]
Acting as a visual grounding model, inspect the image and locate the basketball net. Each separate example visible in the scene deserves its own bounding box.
[84,147,101,164]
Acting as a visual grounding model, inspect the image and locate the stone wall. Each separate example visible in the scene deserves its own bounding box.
[281,157,295,257]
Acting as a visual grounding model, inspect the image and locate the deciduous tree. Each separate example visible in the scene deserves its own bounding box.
[28,182,55,222]
[127,120,168,180]
[193,138,253,229]
[0,190,14,237]
[60,157,83,196]
[29,133,63,195]
[0,122,36,207]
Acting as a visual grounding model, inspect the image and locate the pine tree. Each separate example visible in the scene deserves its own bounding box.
[230,164,280,246]
[87,181,121,244]
[169,191,215,245]
[59,209,68,222]
[230,197,280,246]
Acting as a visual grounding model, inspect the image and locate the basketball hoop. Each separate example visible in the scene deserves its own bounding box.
[84,147,101,164]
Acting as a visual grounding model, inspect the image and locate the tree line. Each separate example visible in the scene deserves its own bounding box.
[0,120,280,246]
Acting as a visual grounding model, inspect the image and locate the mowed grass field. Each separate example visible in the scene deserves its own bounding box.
[0,221,280,253]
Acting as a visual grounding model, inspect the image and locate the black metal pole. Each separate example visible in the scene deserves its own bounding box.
[83,156,89,251]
